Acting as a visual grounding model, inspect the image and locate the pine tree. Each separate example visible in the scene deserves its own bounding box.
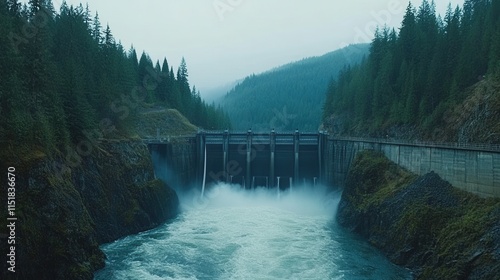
[169,67,181,110]
[399,3,417,63]
[104,23,114,47]
[0,0,28,143]
[91,12,101,44]
[138,51,155,103]
[1,0,232,151]
[176,57,191,115]
[489,0,500,76]
[83,3,91,28]
[157,58,170,103]
[127,45,139,82]
[177,57,189,84]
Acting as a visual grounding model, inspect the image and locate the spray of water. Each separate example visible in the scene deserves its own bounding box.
[277,177,281,200]
[96,181,412,280]
[200,144,207,198]
[183,182,341,219]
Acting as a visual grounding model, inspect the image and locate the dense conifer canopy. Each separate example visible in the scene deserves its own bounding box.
[0,0,231,154]
[323,0,500,136]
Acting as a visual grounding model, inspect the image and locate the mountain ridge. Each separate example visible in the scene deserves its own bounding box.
[219,44,370,131]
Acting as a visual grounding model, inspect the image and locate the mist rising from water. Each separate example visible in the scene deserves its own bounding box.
[180,183,341,219]
[96,181,413,280]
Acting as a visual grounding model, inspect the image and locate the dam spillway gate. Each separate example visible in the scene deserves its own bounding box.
[197,130,329,189]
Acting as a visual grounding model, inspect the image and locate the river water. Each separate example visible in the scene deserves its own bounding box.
[95,184,412,280]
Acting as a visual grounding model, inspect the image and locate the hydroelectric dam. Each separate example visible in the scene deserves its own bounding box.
[199,130,328,189]
[94,131,500,279]
[146,130,500,197]
[147,130,329,192]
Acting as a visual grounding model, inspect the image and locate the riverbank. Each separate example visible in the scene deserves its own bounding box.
[0,139,178,279]
[95,183,412,279]
[337,150,500,279]
[0,107,200,279]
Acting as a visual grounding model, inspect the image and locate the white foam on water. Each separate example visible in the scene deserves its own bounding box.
[96,184,411,280]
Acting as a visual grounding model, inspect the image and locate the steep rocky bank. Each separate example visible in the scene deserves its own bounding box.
[0,140,178,279]
[75,140,179,244]
[337,150,500,279]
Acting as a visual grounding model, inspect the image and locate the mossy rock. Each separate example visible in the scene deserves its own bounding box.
[343,150,416,210]
[337,150,500,279]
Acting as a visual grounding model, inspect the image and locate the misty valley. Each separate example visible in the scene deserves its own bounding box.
[1,0,500,280]
[95,185,412,280]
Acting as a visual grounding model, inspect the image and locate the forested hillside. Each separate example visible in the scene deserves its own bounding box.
[220,44,369,131]
[0,0,230,156]
[323,0,500,142]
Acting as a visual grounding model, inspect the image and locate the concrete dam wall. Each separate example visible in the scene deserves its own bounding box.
[198,131,328,189]
[147,131,328,191]
[146,133,500,198]
[328,139,500,197]
[148,138,198,192]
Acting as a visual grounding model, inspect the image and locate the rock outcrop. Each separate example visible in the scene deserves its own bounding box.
[0,140,178,279]
[337,150,500,279]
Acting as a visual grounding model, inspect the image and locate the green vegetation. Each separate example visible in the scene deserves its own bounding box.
[345,150,416,210]
[0,139,179,279]
[134,109,198,138]
[422,195,500,279]
[323,0,500,139]
[339,150,500,279]
[0,0,230,159]
[0,1,196,278]
[13,165,105,279]
[220,44,369,131]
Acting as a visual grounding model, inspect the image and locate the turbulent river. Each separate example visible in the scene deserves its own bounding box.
[95,184,412,280]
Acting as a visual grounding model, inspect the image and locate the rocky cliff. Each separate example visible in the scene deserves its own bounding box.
[0,140,178,279]
[337,150,500,279]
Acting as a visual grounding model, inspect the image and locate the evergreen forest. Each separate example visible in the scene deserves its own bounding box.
[323,0,500,138]
[0,0,231,156]
[220,44,369,131]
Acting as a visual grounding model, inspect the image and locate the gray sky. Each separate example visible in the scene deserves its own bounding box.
[37,0,462,95]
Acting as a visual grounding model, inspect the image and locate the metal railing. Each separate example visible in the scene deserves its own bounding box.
[142,134,196,144]
[144,134,500,152]
[143,130,330,146]
[330,136,500,153]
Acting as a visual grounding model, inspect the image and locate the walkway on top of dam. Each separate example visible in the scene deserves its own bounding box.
[202,130,322,145]
[142,131,500,153]
[143,130,327,147]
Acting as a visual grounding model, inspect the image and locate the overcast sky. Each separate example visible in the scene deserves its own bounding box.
[36,0,462,95]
